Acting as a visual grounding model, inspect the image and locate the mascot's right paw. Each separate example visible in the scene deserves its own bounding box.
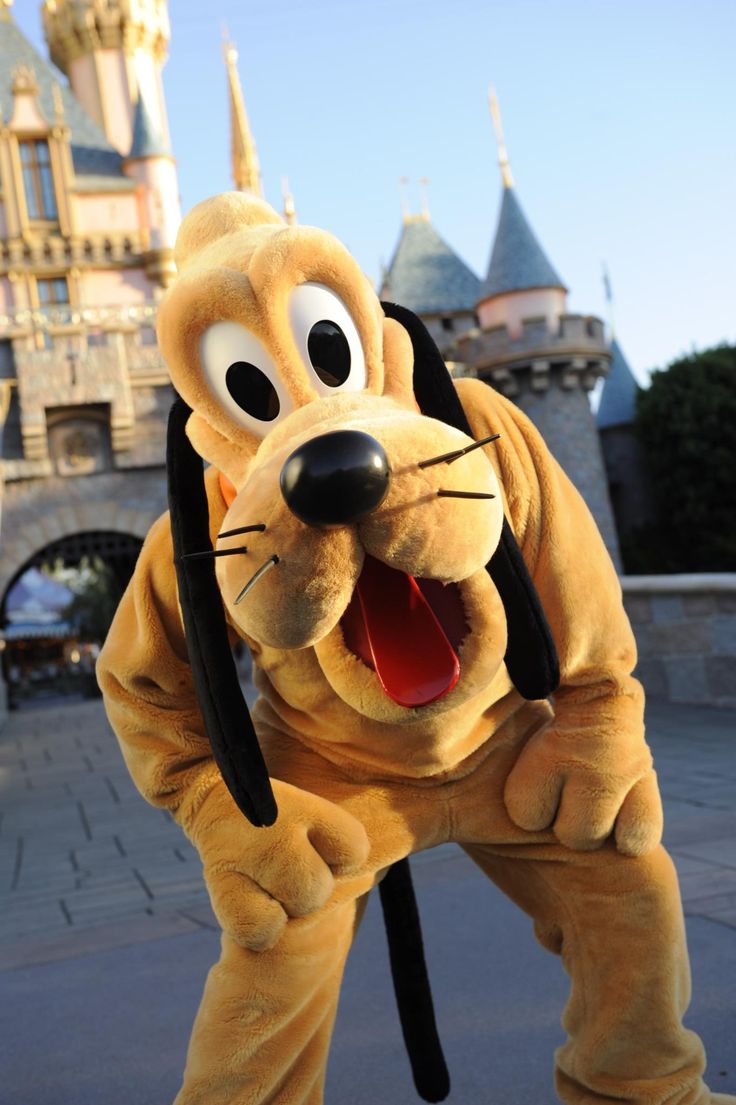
[193,779,370,951]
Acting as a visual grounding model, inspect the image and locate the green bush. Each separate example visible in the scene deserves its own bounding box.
[627,344,736,572]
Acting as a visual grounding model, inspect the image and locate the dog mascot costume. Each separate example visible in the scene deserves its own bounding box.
[98,192,733,1105]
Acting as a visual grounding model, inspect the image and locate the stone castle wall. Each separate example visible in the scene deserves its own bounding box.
[515,380,621,568]
[623,574,736,709]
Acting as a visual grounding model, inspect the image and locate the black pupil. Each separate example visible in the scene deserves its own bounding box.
[307,320,351,387]
[226,361,280,421]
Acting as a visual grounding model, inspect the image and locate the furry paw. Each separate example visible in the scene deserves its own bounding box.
[193,779,370,950]
[504,726,663,855]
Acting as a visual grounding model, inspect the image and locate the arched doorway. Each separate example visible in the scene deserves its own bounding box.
[1,530,143,707]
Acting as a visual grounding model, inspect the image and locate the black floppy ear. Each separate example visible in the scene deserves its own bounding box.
[381,301,560,700]
[166,397,277,827]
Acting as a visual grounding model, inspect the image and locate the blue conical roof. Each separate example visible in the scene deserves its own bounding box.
[0,13,129,186]
[480,186,565,300]
[382,218,481,314]
[597,338,639,428]
[128,86,170,159]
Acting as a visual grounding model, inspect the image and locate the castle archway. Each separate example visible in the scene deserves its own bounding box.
[0,466,167,704]
[0,528,145,705]
[0,529,144,706]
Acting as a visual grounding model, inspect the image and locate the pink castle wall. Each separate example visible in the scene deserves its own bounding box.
[478,287,568,340]
[67,55,103,132]
[78,267,154,306]
[75,193,140,235]
[95,49,133,154]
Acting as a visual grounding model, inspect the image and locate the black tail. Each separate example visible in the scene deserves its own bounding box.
[379,859,450,1102]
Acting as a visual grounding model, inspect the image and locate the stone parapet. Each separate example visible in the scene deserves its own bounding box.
[456,313,610,397]
[622,574,736,708]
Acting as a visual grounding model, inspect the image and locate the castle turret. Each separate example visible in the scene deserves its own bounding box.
[41,0,171,157]
[381,193,480,358]
[458,90,621,565]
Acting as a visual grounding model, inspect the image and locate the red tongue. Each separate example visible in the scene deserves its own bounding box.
[345,555,460,708]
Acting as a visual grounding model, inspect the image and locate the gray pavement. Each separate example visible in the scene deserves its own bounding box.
[0,694,734,1104]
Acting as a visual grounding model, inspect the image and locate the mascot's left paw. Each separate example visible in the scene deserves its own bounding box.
[503,726,664,856]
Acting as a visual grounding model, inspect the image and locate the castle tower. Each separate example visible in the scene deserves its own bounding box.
[224,36,262,196]
[381,187,481,358]
[476,91,568,338]
[41,0,171,157]
[458,91,621,565]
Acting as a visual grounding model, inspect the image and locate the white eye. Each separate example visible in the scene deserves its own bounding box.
[199,321,293,437]
[288,283,366,395]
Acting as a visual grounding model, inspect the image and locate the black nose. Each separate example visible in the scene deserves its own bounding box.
[280,430,391,527]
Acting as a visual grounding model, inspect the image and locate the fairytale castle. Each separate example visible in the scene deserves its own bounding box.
[0,0,637,674]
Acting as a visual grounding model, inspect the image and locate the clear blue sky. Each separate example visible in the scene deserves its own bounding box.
[15,0,736,383]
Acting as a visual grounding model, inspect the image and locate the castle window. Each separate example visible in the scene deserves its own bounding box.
[19,139,58,220]
[37,277,69,307]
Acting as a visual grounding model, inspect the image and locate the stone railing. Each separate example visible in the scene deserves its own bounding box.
[622,574,736,708]
[0,302,159,335]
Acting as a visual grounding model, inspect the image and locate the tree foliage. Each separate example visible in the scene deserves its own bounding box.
[623,344,736,572]
[48,555,120,642]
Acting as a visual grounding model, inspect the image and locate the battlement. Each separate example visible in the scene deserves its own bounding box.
[456,312,610,397]
[42,0,171,68]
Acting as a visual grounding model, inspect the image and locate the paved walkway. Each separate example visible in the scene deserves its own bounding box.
[0,694,734,1104]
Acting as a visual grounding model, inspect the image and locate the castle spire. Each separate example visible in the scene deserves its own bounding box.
[477,88,567,339]
[488,86,514,190]
[223,33,262,197]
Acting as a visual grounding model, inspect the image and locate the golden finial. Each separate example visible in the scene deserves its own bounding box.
[223,28,262,197]
[12,64,39,97]
[52,82,65,121]
[418,176,431,221]
[0,0,13,23]
[488,86,514,189]
[281,176,297,225]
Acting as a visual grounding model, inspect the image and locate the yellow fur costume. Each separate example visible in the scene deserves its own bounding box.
[97,193,734,1105]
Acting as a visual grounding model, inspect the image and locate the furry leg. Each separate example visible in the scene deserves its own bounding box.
[463,842,715,1105]
[174,895,367,1105]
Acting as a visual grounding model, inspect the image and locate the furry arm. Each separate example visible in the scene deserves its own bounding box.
[96,504,369,951]
[456,378,663,856]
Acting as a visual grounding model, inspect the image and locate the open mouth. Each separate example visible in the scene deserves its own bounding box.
[339,554,469,708]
